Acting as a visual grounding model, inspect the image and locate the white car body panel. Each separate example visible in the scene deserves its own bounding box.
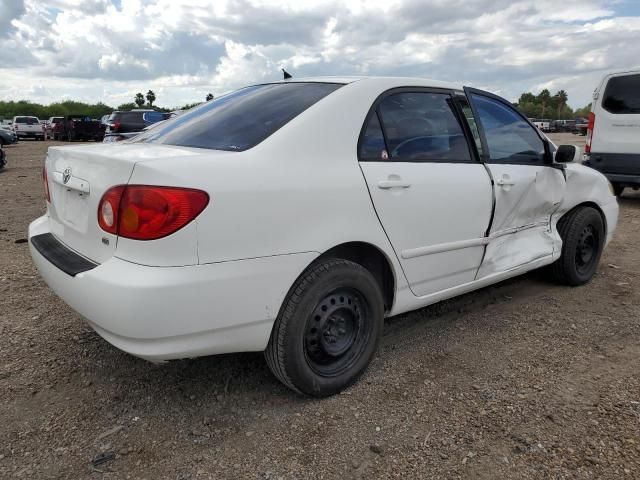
[477,164,566,278]
[590,70,640,155]
[360,162,492,296]
[29,76,618,362]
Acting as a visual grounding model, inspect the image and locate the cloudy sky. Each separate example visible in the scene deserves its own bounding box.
[0,0,639,108]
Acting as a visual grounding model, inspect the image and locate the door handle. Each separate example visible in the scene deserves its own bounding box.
[378,180,411,189]
[496,176,516,187]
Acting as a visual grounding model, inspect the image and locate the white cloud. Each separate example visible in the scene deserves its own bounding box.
[0,0,638,108]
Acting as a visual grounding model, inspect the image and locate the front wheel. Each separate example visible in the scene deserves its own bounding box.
[265,259,384,397]
[551,206,605,286]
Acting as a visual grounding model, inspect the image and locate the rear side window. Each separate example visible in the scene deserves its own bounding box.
[133,83,342,151]
[359,113,386,160]
[602,74,640,114]
[366,92,471,162]
[470,94,545,165]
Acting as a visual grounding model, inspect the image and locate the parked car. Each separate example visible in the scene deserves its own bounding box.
[47,117,65,139]
[530,118,552,132]
[12,116,45,140]
[0,145,5,170]
[575,117,589,135]
[29,77,618,397]
[53,115,105,142]
[583,70,640,196]
[551,119,576,133]
[0,127,18,145]
[103,110,170,142]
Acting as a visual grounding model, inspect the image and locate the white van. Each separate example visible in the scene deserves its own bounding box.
[584,70,640,195]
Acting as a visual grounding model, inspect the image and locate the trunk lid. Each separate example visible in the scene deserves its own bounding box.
[45,143,203,263]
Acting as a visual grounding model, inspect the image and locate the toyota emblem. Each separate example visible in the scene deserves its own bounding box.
[62,167,72,184]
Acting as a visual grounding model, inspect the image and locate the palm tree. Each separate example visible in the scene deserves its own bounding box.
[206,93,214,101]
[134,93,145,108]
[146,90,156,107]
[556,90,568,118]
[538,89,551,118]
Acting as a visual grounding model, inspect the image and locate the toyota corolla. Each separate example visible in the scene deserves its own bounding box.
[29,77,618,397]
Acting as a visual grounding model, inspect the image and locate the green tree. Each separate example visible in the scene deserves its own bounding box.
[575,103,592,118]
[146,90,156,107]
[134,93,145,108]
[118,102,138,111]
[555,90,568,118]
[537,89,551,117]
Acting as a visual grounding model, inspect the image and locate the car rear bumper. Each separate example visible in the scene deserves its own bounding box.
[16,132,44,138]
[28,215,317,362]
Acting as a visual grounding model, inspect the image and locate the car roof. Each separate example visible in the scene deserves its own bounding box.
[266,76,463,91]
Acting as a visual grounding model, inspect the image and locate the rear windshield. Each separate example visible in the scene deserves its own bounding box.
[15,117,39,125]
[109,112,146,122]
[602,74,640,114]
[131,82,342,151]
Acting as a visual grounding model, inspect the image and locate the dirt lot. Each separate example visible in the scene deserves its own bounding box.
[1,135,638,479]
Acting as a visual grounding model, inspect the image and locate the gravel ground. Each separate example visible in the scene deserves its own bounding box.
[0,135,638,479]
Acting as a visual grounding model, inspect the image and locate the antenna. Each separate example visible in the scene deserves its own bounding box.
[282,68,292,80]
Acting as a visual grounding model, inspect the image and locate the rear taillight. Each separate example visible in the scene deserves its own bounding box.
[98,185,209,240]
[111,121,121,132]
[585,112,595,153]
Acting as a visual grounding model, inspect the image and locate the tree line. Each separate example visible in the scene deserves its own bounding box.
[0,91,215,121]
[515,89,591,120]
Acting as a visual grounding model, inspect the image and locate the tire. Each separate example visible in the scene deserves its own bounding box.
[612,183,624,197]
[551,206,605,286]
[265,258,384,397]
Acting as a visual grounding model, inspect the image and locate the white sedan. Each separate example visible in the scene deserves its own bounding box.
[29,77,618,397]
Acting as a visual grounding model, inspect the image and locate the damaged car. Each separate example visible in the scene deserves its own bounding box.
[29,77,618,397]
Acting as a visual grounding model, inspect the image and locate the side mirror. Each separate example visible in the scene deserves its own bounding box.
[555,144,581,163]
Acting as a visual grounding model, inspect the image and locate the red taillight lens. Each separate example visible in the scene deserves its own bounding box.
[43,167,51,203]
[97,186,209,240]
[585,112,595,153]
[98,185,125,235]
[111,121,121,132]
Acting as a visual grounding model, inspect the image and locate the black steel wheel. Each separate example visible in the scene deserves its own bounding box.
[265,259,384,397]
[551,206,605,286]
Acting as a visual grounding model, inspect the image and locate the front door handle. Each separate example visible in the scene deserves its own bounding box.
[496,175,516,187]
[378,179,411,189]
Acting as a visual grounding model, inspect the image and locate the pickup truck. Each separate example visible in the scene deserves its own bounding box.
[52,115,105,142]
[12,116,45,140]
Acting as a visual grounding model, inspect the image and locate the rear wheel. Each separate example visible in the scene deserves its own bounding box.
[551,206,605,286]
[612,183,624,197]
[265,259,384,397]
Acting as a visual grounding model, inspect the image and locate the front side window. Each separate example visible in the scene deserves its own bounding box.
[132,82,342,151]
[374,92,471,162]
[602,74,640,114]
[470,94,545,165]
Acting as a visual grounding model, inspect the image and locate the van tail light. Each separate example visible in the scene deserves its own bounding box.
[111,121,121,132]
[98,185,209,240]
[585,112,595,153]
[43,166,51,203]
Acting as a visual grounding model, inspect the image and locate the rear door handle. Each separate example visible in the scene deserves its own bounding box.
[378,180,411,189]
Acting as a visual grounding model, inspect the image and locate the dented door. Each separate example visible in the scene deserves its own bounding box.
[463,88,566,277]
